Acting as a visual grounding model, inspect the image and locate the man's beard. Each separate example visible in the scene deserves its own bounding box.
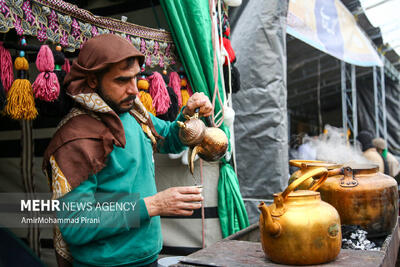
[97,86,136,114]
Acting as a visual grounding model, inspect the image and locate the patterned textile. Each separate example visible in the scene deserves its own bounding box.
[49,155,73,263]
[0,0,176,67]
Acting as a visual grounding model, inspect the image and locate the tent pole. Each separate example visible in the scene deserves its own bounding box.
[373,65,379,137]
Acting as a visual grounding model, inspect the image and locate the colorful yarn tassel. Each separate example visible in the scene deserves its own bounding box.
[168,72,182,108]
[158,73,179,122]
[0,42,14,91]
[148,71,171,116]
[33,45,60,101]
[4,57,38,120]
[180,77,190,108]
[36,46,73,117]
[62,58,71,73]
[138,78,156,116]
[222,37,236,65]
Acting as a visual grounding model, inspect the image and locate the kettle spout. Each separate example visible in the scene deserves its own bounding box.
[188,146,199,175]
[258,202,281,237]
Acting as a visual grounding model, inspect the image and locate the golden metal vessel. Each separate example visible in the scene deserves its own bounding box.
[289,160,399,236]
[178,110,228,174]
[259,167,341,265]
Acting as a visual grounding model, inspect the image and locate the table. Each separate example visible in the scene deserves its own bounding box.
[173,219,400,267]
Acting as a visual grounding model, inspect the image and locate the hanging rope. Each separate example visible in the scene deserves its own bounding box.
[200,159,205,248]
[209,0,225,127]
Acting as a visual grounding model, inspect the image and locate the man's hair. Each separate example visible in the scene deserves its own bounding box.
[95,57,137,82]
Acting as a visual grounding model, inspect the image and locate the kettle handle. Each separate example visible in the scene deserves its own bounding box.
[281,167,328,200]
[289,160,326,168]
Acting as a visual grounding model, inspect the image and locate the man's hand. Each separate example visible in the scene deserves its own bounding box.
[144,186,203,217]
[183,92,213,118]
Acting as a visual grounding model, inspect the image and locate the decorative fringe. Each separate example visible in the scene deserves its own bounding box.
[4,78,38,120]
[223,64,241,94]
[139,90,156,116]
[148,72,170,115]
[62,58,71,73]
[33,45,60,102]
[138,77,156,116]
[36,49,73,117]
[15,56,29,70]
[169,72,182,108]
[181,88,190,108]
[222,37,236,65]
[0,42,13,92]
[158,74,179,121]
[180,76,191,107]
[0,78,6,110]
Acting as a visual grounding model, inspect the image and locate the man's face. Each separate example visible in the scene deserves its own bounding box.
[95,58,141,114]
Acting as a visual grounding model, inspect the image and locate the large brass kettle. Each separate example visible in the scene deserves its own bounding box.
[177,109,228,174]
[259,167,341,265]
[289,160,399,237]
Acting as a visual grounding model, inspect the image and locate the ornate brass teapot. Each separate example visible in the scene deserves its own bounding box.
[259,167,341,265]
[177,109,228,174]
[289,160,399,237]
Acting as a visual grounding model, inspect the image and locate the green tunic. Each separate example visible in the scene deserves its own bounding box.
[58,112,186,266]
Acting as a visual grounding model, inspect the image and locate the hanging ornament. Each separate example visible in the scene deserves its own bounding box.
[179,73,192,109]
[223,64,241,94]
[221,37,236,65]
[33,45,60,101]
[169,71,182,108]
[148,71,171,116]
[37,45,73,117]
[4,38,38,120]
[0,42,13,92]
[137,72,156,116]
[61,57,71,73]
[157,73,179,122]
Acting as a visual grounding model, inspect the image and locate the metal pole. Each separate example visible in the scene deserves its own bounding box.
[351,65,357,144]
[341,61,348,139]
[373,66,379,137]
[380,57,388,142]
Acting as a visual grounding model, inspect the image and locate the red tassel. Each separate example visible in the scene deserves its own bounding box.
[33,45,60,102]
[148,72,171,115]
[222,37,236,65]
[0,42,14,92]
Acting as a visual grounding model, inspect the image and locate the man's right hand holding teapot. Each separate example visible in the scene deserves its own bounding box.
[182,92,213,118]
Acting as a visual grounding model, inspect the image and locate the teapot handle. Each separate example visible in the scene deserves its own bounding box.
[194,107,214,127]
[281,167,328,200]
[289,159,327,168]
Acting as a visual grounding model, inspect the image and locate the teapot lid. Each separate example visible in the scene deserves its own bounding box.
[343,162,379,172]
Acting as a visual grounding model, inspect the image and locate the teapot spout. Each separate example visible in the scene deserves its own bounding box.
[188,146,199,175]
[258,202,281,237]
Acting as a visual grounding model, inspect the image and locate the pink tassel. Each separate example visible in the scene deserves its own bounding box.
[168,72,182,107]
[62,58,70,73]
[0,42,14,91]
[148,72,171,115]
[33,45,60,101]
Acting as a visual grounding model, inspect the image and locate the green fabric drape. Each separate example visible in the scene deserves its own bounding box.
[161,0,249,237]
[160,0,224,116]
